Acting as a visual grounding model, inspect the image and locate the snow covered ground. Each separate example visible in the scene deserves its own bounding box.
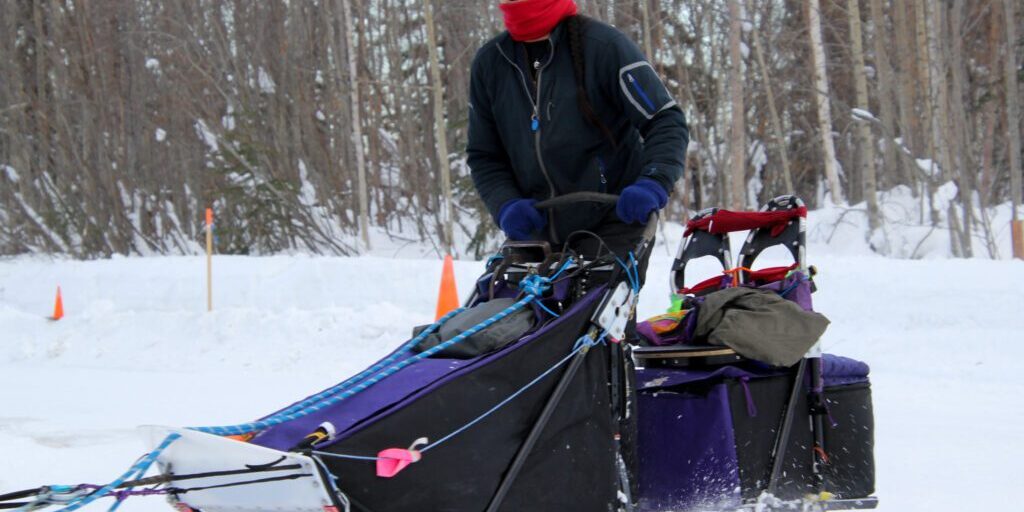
[2,237,1023,510]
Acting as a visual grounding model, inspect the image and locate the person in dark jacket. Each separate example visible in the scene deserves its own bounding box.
[468,0,689,263]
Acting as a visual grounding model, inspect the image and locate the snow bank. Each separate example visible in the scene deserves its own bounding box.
[1,252,1022,511]
[806,185,1018,260]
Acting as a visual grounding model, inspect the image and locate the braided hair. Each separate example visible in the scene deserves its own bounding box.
[566,15,617,148]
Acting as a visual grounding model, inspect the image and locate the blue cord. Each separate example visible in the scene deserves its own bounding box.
[614,253,641,295]
[192,261,577,436]
[535,300,561,318]
[193,298,533,436]
[520,258,575,319]
[627,252,642,293]
[778,273,807,297]
[485,253,504,268]
[421,331,604,453]
[312,452,382,462]
[47,433,181,512]
[310,332,605,463]
[251,307,465,425]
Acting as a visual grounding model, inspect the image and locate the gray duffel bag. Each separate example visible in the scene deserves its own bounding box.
[413,298,536,359]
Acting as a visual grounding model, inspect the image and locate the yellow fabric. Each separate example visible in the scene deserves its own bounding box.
[645,309,689,334]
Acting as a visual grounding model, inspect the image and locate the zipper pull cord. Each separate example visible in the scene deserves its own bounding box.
[531,68,541,132]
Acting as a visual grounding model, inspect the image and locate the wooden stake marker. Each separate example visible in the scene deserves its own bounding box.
[1012,220,1024,261]
[206,208,214,311]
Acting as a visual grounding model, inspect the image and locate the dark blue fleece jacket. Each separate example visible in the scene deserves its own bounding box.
[467,18,689,243]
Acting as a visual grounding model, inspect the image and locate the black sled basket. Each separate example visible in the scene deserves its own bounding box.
[235,193,652,512]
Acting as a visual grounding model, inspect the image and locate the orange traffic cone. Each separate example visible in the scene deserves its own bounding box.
[434,255,460,320]
[51,286,64,321]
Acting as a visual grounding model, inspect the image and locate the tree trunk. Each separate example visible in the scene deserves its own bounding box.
[341,0,370,250]
[1005,0,1022,220]
[847,0,880,230]
[808,0,843,204]
[914,0,940,225]
[893,0,920,162]
[949,0,974,257]
[424,0,453,254]
[727,0,747,210]
[926,1,964,254]
[748,0,794,195]
[868,0,902,187]
[914,0,934,163]
[638,0,654,62]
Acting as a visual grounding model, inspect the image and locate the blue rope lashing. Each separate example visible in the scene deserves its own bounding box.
[254,307,466,424]
[519,274,550,297]
[518,258,574,298]
[46,433,180,512]
[193,294,549,436]
[15,486,86,512]
[193,259,570,437]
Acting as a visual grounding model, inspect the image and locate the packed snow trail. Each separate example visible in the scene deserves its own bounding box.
[1,249,1022,511]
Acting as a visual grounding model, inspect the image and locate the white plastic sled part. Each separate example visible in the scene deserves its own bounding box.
[139,426,339,512]
[593,281,635,341]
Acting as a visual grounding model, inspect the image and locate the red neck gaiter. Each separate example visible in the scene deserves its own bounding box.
[499,0,578,42]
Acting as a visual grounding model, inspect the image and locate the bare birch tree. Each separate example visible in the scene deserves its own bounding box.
[847,0,880,229]
[748,0,793,195]
[727,0,747,210]
[1005,0,1022,222]
[424,0,453,254]
[341,0,370,250]
[807,0,843,204]
[867,0,902,186]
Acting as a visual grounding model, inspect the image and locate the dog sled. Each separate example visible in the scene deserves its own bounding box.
[2,194,876,512]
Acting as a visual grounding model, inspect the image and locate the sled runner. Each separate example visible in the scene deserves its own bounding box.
[2,194,877,512]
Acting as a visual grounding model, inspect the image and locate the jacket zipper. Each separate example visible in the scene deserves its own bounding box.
[597,157,608,193]
[497,40,560,243]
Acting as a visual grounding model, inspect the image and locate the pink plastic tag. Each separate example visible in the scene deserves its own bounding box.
[376,448,421,478]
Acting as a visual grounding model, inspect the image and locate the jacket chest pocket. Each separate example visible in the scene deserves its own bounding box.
[546,89,590,128]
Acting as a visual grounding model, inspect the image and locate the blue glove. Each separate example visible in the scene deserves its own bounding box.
[617,178,668,225]
[498,198,547,240]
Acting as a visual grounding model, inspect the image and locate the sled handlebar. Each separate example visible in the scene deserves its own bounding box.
[534,192,659,245]
[534,192,619,209]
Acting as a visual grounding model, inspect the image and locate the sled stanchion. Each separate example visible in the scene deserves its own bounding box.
[767,358,808,496]
[809,355,828,488]
[485,330,600,512]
